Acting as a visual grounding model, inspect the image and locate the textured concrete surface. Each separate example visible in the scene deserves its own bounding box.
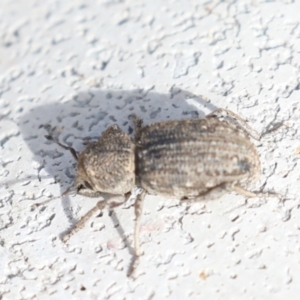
[1,0,300,299]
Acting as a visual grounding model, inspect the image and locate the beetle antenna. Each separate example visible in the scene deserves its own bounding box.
[44,125,78,161]
[45,134,78,161]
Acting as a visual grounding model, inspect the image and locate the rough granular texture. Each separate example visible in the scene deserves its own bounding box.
[1,0,300,298]
[76,124,135,194]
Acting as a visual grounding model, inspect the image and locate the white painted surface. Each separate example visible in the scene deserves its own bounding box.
[1,0,300,299]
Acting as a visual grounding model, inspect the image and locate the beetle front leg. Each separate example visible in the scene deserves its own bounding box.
[61,192,132,243]
[77,188,104,198]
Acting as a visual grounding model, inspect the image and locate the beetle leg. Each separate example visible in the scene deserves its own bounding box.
[127,189,147,277]
[231,185,257,197]
[231,184,282,200]
[133,189,146,256]
[181,183,229,203]
[61,192,132,243]
[183,184,282,207]
[182,183,256,203]
[129,114,143,140]
[207,108,261,141]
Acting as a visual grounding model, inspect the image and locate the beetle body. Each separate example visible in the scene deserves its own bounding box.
[74,114,260,200]
[136,117,260,199]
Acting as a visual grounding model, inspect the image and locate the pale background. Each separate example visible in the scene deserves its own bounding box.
[1,0,300,299]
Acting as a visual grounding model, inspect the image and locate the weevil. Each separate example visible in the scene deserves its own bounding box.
[36,108,261,276]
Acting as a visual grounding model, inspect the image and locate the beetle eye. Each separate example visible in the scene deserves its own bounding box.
[77,181,93,192]
[77,184,84,191]
[84,181,93,190]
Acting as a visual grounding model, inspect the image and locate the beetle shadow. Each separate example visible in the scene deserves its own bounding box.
[18,87,217,243]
